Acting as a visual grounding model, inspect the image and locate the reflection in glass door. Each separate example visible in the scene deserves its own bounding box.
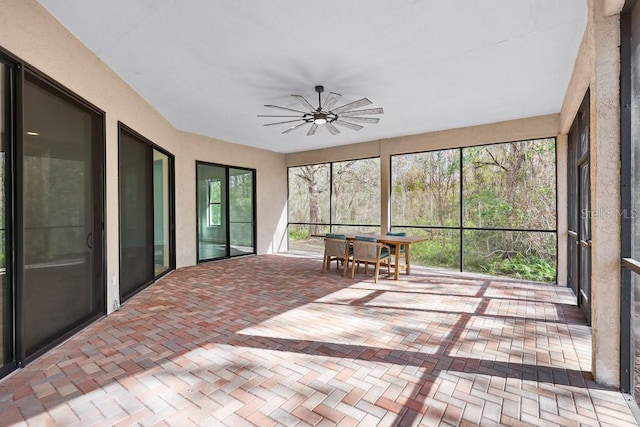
[22,71,104,359]
[197,162,255,261]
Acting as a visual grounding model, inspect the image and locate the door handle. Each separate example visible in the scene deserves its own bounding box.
[87,232,93,249]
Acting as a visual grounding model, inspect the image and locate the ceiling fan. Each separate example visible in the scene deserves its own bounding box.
[258,85,383,136]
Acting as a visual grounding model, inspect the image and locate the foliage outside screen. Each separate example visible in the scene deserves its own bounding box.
[288,159,380,236]
[288,138,557,283]
[462,139,556,230]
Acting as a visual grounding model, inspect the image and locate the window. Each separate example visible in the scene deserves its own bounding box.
[207,180,222,226]
[287,158,380,253]
[391,138,557,282]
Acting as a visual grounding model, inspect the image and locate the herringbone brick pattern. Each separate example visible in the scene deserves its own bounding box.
[0,253,637,426]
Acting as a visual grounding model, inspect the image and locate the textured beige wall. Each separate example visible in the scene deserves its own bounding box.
[0,0,288,314]
[589,0,621,387]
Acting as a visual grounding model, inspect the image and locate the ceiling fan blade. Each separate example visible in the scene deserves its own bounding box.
[307,123,318,136]
[334,120,364,131]
[325,122,340,135]
[258,114,303,118]
[322,92,341,111]
[339,107,384,116]
[291,95,316,112]
[331,98,373,114]
[264,104,310,115]
[282,121,309,134]
[338,116,380,124]
[264,119,305,126]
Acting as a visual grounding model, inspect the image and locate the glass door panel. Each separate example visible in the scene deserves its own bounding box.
[119,130,153,300]
[153,149,171,277]
[22,73,102,357]
[197,163,227,261]
[229,168,254,256]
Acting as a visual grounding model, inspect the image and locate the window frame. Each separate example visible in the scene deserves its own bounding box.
[389,138,558,279]
[287,156,382,236]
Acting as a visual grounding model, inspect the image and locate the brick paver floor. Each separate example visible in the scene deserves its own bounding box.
[0,253,637,426]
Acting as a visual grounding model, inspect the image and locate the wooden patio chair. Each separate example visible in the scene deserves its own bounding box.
[321,233,350,276]
[350,236,391,283]
[386,230,407,271]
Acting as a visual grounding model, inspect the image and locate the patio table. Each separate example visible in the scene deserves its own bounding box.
[312,233,429,280]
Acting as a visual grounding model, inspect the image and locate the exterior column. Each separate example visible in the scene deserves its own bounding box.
[590,0,622,387]
[556,133,568,286]
[380,140,391,233]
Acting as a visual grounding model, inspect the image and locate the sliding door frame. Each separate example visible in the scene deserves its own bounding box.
[20,67,106,364]
[118,122,175,303]
[0,51,17,377]
[196,161,256,262]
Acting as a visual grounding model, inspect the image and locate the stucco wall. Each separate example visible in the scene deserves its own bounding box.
[589,0,622,388]
[0,0,288,314]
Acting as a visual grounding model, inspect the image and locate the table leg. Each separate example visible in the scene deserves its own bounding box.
[394,243,400,280]
[405,245,411,275]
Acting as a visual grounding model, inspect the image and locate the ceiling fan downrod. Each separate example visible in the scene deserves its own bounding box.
[315,85,324,109]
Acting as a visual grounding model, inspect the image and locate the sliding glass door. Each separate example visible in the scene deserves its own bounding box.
[119,124,174,302]
[197,162,255,261]
[0,54,105,377]
[22,71,104,360]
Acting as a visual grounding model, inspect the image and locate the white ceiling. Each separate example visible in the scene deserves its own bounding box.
[36,0,587,154]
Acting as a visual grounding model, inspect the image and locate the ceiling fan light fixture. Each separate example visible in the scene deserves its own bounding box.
[259,85,383,136]
[313,112,328,125]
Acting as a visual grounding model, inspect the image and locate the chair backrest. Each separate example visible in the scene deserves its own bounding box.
[386,231,406,251]
[324,236,347,258]
[326,233,346,240]
[352,236,381,262]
